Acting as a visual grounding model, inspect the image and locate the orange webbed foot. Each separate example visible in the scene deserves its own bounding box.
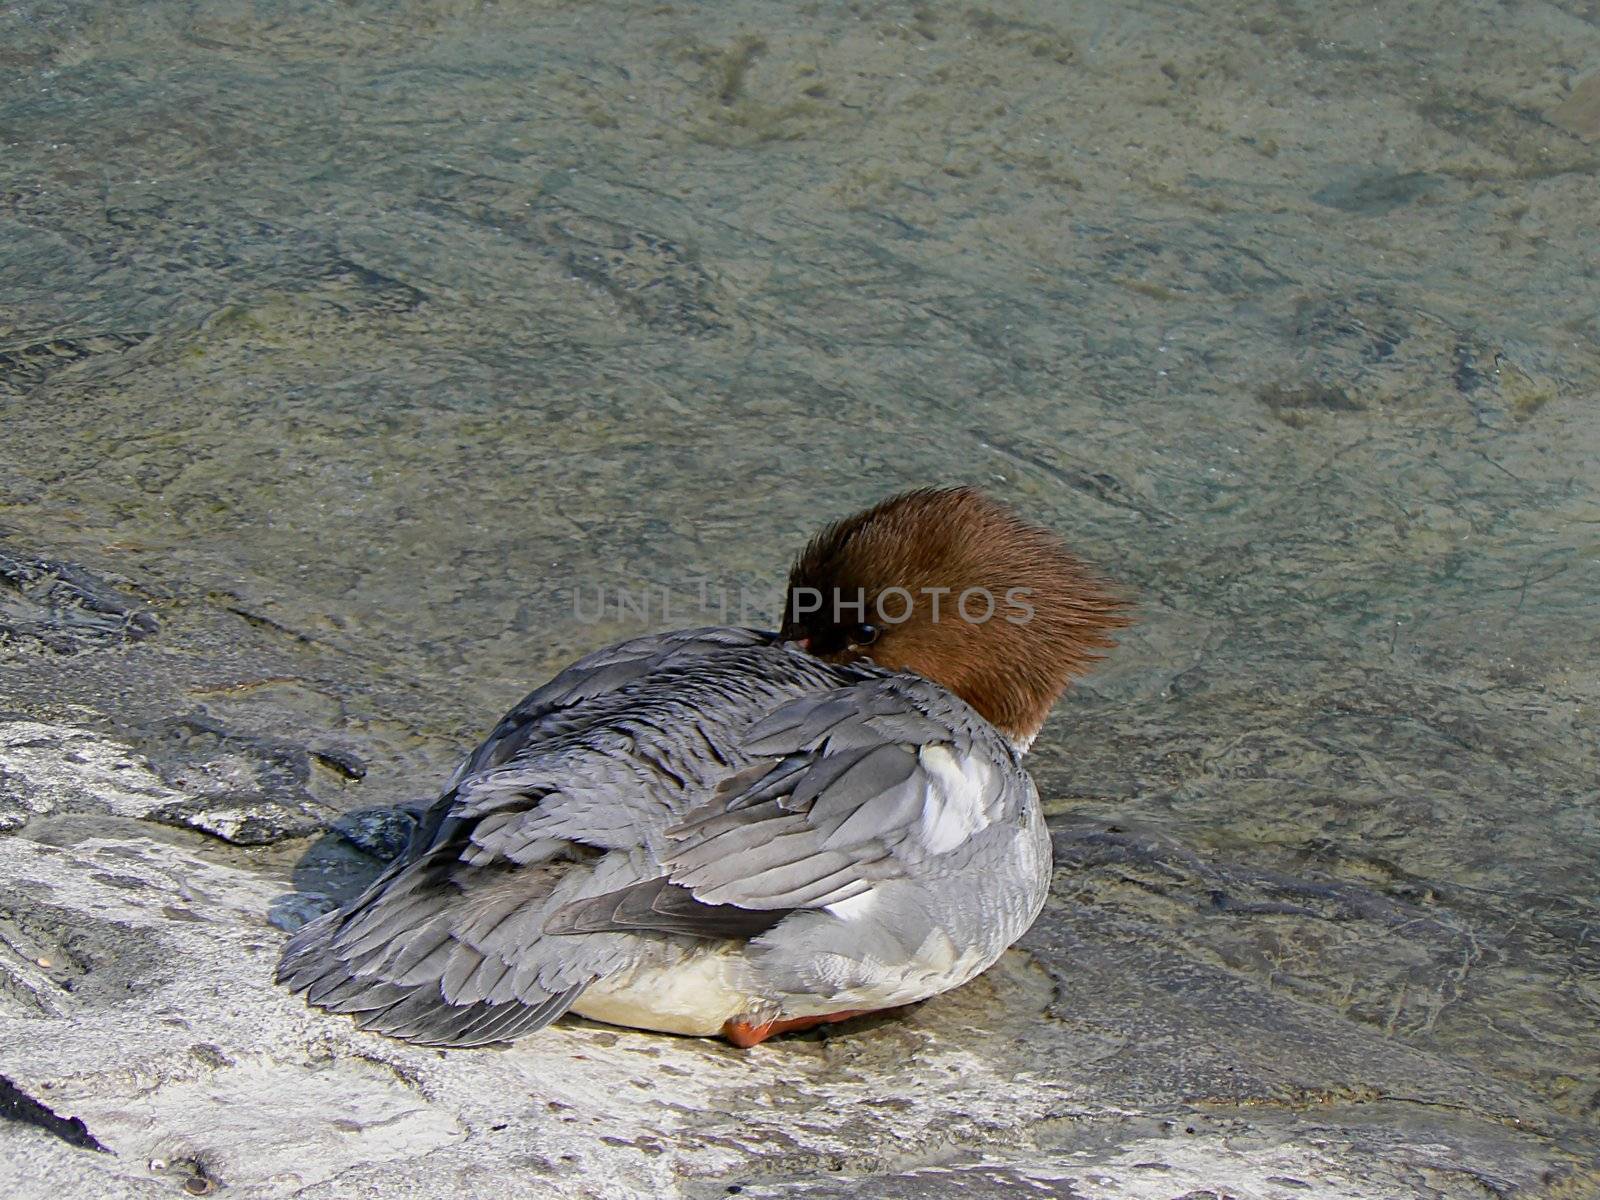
[722,1009,875,1048]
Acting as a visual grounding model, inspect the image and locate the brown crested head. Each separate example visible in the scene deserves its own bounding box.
[778,486,1130,746]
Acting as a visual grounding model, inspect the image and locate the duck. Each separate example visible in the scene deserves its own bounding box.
[277,486,1128,1048]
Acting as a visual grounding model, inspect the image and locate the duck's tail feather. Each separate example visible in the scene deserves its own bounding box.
[276,854,589,1049]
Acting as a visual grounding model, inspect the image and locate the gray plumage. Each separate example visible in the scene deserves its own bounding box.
[277,626,1050,1046]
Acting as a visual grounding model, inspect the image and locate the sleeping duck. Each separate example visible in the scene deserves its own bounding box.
[278,486,1127,1047]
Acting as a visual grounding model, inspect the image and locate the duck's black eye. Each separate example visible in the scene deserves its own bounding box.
[850,622,880,647]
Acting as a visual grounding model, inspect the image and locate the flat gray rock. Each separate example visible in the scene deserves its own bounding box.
[0,728,1592,1198]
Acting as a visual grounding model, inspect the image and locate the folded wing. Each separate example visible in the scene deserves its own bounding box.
[545,676,1020,936]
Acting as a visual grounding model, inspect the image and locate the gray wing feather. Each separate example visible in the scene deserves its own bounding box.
[455,627,775,781]
[538,675,1018,937]
[821,770,927,849]
[541,877,789,939]
[742,698,857,753]
[807,744,919,825]
[656,677,1018,911]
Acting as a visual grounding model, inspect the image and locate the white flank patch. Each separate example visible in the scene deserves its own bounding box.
[915,744,991,854]
[823,890,877,920]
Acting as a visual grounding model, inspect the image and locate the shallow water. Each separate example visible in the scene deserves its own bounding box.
[3,0,1598,1188]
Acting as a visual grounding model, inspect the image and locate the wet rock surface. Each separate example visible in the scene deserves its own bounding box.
[0,550,158,659]
[2,0,1598,1195]
[132,715,340,846]
[0,721,183,832]
[327,806,419,863]
[144,793,331,847]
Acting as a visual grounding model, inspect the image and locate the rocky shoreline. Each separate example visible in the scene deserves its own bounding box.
[1,711,1594,1197]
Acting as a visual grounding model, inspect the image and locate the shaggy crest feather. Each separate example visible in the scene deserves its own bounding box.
[780,486,1130,743]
